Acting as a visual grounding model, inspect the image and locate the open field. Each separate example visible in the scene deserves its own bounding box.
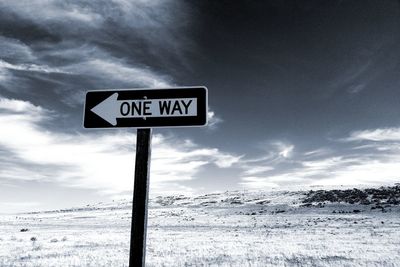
[1,186,400,266]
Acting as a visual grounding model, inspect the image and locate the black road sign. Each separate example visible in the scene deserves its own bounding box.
[83,87,207,128]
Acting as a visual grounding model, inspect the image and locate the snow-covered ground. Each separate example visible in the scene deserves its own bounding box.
[1,185,400,266]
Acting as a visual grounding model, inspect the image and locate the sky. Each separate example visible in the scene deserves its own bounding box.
[1,0,400,213]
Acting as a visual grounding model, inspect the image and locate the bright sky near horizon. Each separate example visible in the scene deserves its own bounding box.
[1,0,400,213]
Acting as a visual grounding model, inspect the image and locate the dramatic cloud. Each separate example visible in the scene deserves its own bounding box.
[1,0,400,212]
[0,0,228,209]
[0,0,193,103]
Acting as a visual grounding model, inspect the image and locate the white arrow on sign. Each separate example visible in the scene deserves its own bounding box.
[91,93,198,126]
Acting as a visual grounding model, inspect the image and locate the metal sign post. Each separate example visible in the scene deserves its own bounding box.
[129,128,152,267]
[83,87,207,267]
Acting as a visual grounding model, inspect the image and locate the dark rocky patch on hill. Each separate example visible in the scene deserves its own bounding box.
[303,185,400,210]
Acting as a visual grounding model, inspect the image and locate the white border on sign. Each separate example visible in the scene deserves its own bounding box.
[82,86,208,129]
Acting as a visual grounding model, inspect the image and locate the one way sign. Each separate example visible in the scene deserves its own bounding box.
[83,87,207,128]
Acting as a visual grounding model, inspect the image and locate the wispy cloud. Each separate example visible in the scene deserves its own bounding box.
[237,141,295,188]
[206,110,223,130]
[242,166,274,176]
[238,128,400,189]
[0,0,103,25]
[0,96,239,196]
[0,97,47,114]
[0,36,34,61]
[63,58,171,88]
[0,0,194,101]
[239,177,278,189]
[345,127,400,142]
[0,59,70,74]
[275,142,294,158]
[257,141,295,159]
[0,0,228,201]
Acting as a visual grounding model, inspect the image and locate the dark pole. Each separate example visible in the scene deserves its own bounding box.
[129,128,152,267]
